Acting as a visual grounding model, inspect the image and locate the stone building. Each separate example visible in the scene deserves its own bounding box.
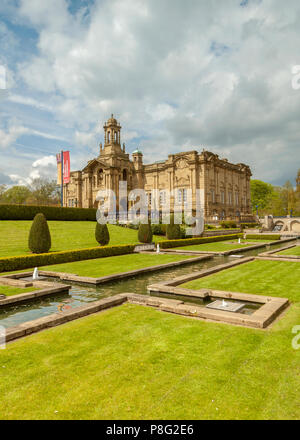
[64,115,252,221]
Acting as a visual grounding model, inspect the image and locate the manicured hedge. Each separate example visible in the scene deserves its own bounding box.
[159,234,242,249]
[245,234,281,241]
[219,220,237,229]
[0,244,135,272]
[240,223,260,229]
[0,204,97,221]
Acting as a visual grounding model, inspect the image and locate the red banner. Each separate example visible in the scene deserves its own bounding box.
[63,151,70,184]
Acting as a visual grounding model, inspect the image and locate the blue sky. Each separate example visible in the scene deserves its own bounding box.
[0,0,300,187]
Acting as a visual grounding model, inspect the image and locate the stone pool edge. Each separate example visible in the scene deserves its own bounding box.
[159,237,297,256]
[0,281,71,307]
[257,243,300,261]
[147,256,289,329]
[3,254,213,285]
[4,289,289,343]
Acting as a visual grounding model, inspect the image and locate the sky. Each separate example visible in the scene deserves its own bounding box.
[0,0,300,187]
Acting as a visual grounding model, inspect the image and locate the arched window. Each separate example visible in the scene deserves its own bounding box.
[122,169,127,181]
[107,131,110,142]
[97,169,103,186]
[115,131,118,142]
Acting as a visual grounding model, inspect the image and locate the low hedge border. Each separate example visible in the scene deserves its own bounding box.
[245,234,281,241]
[240,223,260,229]
[0,204,97,221]
[159,233,242,249]
[0,244,135,273]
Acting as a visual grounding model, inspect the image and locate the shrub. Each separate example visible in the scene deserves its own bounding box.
[159,233,242,249]
[28,213,51,254]
[126,222,139,230]
[240,223,260,229]
[166,214,181,240]
[205,224,217,230]
[95,222,110,246]
[151,224,166,236]
[220,220,237,229]
[0,244,135,273]
[138,222,153,243]
[0,204,97,221]
[245,234,280,241]
[179,225,187,238]
[161,224,167,235]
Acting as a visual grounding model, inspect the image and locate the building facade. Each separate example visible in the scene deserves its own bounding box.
[64,115,252,221]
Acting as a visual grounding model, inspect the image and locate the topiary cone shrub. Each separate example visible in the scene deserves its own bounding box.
[138,222,153,243]
[95,222,110,246]
[28,213,51,254]
[166,214,181,240]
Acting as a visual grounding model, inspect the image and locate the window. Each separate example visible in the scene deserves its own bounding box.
[182,188,187,203]
[97,169,103,186]
[220,191,225,204]
[146,192,152,206]
[211,189,215,203]
[228,191,232,205]
[177,189,182,204]
[159,191,166,206]
[235,192,239,206]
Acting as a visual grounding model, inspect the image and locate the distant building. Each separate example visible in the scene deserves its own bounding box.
[64,115,252,221]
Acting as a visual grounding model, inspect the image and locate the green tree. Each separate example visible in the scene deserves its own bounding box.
[166,214,181,239]
[138,222,153,243]
[30,178,60,205]
[28,213,51,254]
[281,180,296,214]
[0,184,7,200]
[250,180,274,214]
[95,222,110,246]
[1,185,31,204]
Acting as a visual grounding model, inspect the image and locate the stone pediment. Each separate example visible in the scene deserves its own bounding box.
[82,159,109,172]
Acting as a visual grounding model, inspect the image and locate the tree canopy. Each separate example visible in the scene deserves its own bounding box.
[250,171,300,216]
[0,179,60,206]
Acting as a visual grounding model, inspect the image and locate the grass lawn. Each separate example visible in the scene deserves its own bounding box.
[36,253,196,277]
[0,302,299,419]
[181,259,300,302]
[277,245,300,256]
[0,221,164,257]
[173,239,272,252]
[0,285,38,297]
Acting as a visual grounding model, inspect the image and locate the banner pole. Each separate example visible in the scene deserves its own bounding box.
[61,150,63,207]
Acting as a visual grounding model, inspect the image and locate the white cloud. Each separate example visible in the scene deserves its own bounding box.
[0,125,29,148]
[8,94,54,112]
[32,155,56,168]
[29,155,57,181]
[0,121,67,149]
[8,155,57,186]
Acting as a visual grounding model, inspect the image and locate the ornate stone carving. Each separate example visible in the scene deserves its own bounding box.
[176,158,188,169]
